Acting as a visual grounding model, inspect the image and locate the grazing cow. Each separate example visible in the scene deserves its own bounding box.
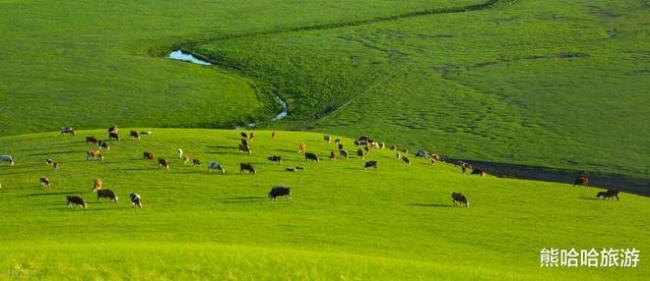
[295,166,304,170]
[330,151,336,160]
[298,143,307,153]
[40,177,51,188]
[177,148,184,159]
[143,152,155,160]
[324,135,331,143]
[364,161,378,169]
[390,144,397,151]
[267,155,282,164]
[379,142,385,149]
[286,167,297,172]
[271,131,276,139]
[430,154,441,161]
[158,158,170,169]
[357,149,364,159]
[452,192,469,207]
[249,132,255,141]
[53,162,61,171]
[93,178,103,192]
[471,169,486,177]
[182,156,191,165]
[207,161,225,174]
[130,130,140,140]
[240,163,256,174]
[334,138,341,143]
[339,149,349,159]
[598,189,620,200]
[98,140,110,150]
[396,152,401,160]
[305,152,319,162]
[86,136,98,144]
[97,189,118,202]
[86,149,104,161]
[573,176,589,186]
[402,157,411,165]
[358,136,370,145]
[60,127,75,136]
[66,196,87,209]
[46,159,54,166]
[108,125,118,134]
[241,138,249,147]
[268,186,291,201]
[240,132,248,139]
[130,193,142,208]
[193,159,202,166]
[109,132,119,141]
[238,143,252,154]
[140,130,152,135]
[338,143,344,150]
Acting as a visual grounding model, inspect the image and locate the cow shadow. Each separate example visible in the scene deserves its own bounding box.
[221,196,266,204]
[207,145,235,150]
[25,191,72,197]
[409,203,450,208]
[578,196,599,201]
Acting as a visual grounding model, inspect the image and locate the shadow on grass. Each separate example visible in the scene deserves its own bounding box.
[409,203,450,208]
[25,191,72,197]
[221,196,266,204]
[207,145,236,150]
[27,150,84,156]
[578,196,600,201]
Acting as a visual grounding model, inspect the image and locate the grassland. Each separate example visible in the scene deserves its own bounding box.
[189,0,650,186]
[0,129,648,280]
[0,0,480,134]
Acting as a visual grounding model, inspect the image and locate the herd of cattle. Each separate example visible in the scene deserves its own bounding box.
[0,126,624,209]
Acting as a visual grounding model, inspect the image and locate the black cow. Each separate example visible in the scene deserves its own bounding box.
[109,132,119,141]
[130,130,140,140]
[238,143,251,154]
[339,149,349,159]
[158,158,170,169]
[86,136,98,144]
[598,189,620,200]
[143,152,155,160]
[240,163,256,174]
[402,157,411,164]
[268,186,291,201]
[305,152,319,162]
[324,135,331,143]
[108,125,118,134]
[40,177,51,188]
[60,127,75,136]
[240,132,248,139]
[357,149,364,158]
[97,189,118,202]
[267,155,282,164]
[130,193,142,208]
[338,143,344,150]
[471,169,486,177]
[364,161,378,169]
[193,159,202,166]
[66,196,87,208]
[98,140,110,150]
[452,192,469,207]
[330,151,336,160]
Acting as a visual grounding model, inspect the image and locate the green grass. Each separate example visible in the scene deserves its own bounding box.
[0,0,480,134]
[0,129,648,280]
[190,0,650,182]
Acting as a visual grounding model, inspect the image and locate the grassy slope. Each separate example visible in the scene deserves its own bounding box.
[0,0,479,135]
[0,129,648,280]
[191,0,650,182]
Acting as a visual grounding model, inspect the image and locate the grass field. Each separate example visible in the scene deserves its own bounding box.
[0,129,648,280]
[189,0,650,183]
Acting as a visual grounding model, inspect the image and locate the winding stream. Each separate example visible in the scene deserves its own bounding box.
[168,49,289,121]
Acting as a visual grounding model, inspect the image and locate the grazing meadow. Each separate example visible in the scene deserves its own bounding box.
[0,129,648,280]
